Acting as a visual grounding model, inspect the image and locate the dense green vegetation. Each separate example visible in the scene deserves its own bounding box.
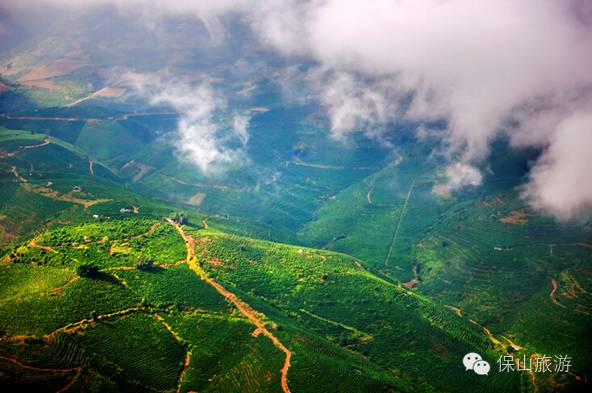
[0,23,590,391]
[1,117,590,392]
[0,219,430,392]
[191,228,521,392]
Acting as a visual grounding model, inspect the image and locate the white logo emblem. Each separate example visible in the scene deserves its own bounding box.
[463,352,490,375]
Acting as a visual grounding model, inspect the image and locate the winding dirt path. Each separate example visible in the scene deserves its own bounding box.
[168,220,292,393]
[89,160,94,176]
[0,353,81,392]
[0,354,80,374]
[130,221,159,239]
[29,235,59,254]
[23,138,50,151]
[550,278,567,308]
[1,137,50,159]
[501,335,524,351]
[176,347,193,393]
[444,305,462,317]
[145,222,158,235]
[46,306,141,337]
[11,166,111,209]
[0,353,82,392]
[366,190,373,205]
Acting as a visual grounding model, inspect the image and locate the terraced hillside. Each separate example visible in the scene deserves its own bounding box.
[0,8,590,391]
[299,144,592,392]
[0,128,176,250]
[1,216,523,392]
[1,118,589,393]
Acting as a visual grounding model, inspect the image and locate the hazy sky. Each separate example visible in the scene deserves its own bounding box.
[2,0,592,220]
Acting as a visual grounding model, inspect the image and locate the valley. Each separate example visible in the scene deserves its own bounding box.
[0,3,591,392]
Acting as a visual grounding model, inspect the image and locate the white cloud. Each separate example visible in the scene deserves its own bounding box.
[434,163,483,196]
[125,73,250,174]
[521,112,592,221]
[310,70,406,141]
[232,114,250,145]
[253,0,592,219]
[4,0,592,219]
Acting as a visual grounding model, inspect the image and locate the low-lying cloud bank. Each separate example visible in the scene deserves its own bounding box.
[125,73,250,174]
[258,0,592,221]
[521,113,592,221]
[5,0,592,220]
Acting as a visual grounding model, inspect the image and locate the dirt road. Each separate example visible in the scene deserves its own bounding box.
[0,137,50,159]
[168,220,292,393]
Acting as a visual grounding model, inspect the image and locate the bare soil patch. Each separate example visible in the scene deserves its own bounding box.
[500,209,528,224]
[188,192,206,206]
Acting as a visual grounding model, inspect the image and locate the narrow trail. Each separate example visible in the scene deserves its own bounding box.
[456,306,539,390]
[51,275,79,295]
[129,221,160,240]
[366,190,373,205]
[0,351,82,392]
[0,354,79,373]
[549,277,591,316]
[550,278,567,308]
[176,347,193,393]
[89,159,94,176]
[46,306,141,337]
[366,177,379,205]
[383,178,416,268]
[154,311,193,393]
[11,166,111,209]
[154,314,183,342]
[168,220,292,393]
[444,305,462,317]
[22,137,50,151]
[29,235,59,254]
[1,137,50,159]
[501,335,524,351]
[55,371,82,393]
[144,222,159,235]
[300,308,373,343]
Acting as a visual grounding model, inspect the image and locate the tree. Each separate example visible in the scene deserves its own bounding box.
[180,211,189,224]
[77,263,99,278]
[136,258,154,272]
[170,211,189,225]
[339,332,351,347]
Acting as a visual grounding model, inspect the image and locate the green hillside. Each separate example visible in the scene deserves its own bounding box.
[0,128,178,250]
[0,217,505,392]
[1,5,590,391]
[1,117,589,393]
